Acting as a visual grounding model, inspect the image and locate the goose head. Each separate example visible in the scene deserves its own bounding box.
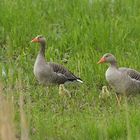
[102,86,108,93]
[97,53,117,64]
[31,35,46,45]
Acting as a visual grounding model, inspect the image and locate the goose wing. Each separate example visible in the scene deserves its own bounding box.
[48,62,82,84]
[119,67,140,81]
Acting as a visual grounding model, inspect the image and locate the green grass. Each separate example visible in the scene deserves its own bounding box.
[0,0,140,139]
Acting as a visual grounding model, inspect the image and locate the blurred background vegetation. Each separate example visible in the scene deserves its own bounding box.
[0,0,140,139]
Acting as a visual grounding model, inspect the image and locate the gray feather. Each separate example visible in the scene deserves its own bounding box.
[119,68,140,81]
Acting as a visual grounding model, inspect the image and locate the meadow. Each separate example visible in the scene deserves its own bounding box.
[0,0,140,139]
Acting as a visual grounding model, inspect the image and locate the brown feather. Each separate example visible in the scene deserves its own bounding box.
[48,62,82,84]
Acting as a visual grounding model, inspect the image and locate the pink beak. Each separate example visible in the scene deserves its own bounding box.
[97,57,106,64]
[31,37,39,43]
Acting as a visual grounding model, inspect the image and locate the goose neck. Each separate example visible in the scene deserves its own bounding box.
[39,42,46,57]
[110,61,118,68]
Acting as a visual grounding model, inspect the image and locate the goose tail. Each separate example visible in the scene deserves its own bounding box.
[76,78,83,83]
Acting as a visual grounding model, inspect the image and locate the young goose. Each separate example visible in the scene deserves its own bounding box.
[99,86,111,100]
[98,53,140,104]
[31,35,83,94]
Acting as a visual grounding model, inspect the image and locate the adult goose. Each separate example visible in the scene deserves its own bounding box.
[98,53,140,104]
[31,35,83,94]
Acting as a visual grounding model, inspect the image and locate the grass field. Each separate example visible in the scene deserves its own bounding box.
[0,0,140,139]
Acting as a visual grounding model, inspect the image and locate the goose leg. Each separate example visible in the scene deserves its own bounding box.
[115,93,121,106]
[46,86,49,95]
[59,84,71,97]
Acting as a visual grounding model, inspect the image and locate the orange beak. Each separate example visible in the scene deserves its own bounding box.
[97,57,106,64]
[31,37,39,43]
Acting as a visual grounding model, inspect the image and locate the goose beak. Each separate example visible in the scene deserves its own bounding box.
[97,57,106,64]
[31,37,39,43]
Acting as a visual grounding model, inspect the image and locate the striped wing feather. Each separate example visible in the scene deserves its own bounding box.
[48,62,80,83]
[119,68,140,81]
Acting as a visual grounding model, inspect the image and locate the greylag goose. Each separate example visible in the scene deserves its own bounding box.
[99,86,111,100]
[31,35,83,94]
[98,53,140,104]
[59,84,71,97]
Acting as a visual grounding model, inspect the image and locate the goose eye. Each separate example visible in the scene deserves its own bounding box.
[105,54,111,58]
[37,36,42,39]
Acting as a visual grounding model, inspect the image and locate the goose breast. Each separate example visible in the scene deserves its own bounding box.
[105,67,128,93]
